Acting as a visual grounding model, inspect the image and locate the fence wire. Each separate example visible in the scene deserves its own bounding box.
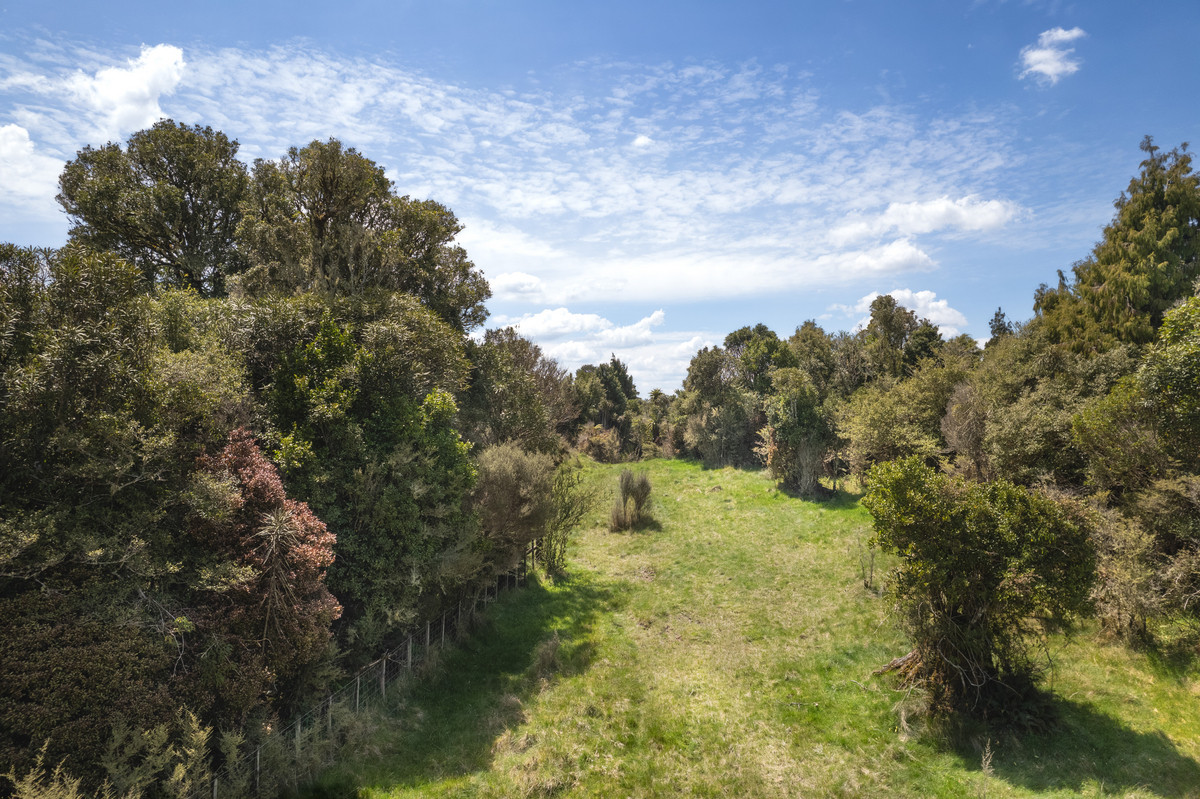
[192,545,536,798]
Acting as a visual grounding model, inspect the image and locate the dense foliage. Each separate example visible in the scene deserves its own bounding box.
[863,457,1094,714]
[1,123,585,795]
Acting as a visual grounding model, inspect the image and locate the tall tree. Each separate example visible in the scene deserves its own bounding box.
[864,294,919,379]
[238,139,490,330]
[57,120,249,295]
[1035,138,1200,351]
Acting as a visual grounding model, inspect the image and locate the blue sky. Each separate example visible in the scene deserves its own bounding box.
[1,1,1197,391]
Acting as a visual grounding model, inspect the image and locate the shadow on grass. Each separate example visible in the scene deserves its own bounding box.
[956,696,1200,796]
[302,570,622,797]
[1141,620,1200,680]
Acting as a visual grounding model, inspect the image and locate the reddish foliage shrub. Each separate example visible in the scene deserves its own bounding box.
[187,428,340,720]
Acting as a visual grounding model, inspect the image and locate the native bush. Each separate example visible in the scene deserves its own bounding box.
[863,457,1095,717]
[540,459,595,575]
[473,442,555,572]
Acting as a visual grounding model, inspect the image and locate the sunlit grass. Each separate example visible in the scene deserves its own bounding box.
[305,459,1200,798]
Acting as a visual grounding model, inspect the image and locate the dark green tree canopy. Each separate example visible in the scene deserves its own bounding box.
[1035,137,1200,351]
[57,120,249,296]
[239,138,490,330]
[723,323,797,394]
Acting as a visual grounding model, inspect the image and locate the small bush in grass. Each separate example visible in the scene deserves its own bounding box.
[864,456,1094,719]
[610,469,651,531]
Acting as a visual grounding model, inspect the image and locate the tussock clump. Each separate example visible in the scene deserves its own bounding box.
[610,469,652,531]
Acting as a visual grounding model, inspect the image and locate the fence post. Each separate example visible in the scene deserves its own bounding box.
[441,611,446,647]
[295,718,301,757]
[212,776,218,799]
[407,635,413,670]
[355,675,360,712]
[426,620,430,649]
[380,658,386,700]
[255,747,260,796]
[327,695,333,734]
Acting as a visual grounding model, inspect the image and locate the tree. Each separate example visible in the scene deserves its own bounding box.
[756,368,832,496]
[461,328,576,454]
[1035,138,1200,351]
[1139,295,1200,463]
[988,308,1013,343]
[864,457,1095,716]
[787,321,836,399]
[187,429,341,722]
[724,323,797,394]
[238,139,490,330]
[864,294,919,379]
[57,120,249,295]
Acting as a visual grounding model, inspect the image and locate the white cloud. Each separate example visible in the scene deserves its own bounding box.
[830,195,1023,244]
[65,44,185,136]
[497,307,612,338]
[489,272,546,301]
[0,124,65,205]
[631,134,654,148]
[1019,27,1086,86]
[487,307,705,391]
[596,308,665,346]
[832,288,969,337]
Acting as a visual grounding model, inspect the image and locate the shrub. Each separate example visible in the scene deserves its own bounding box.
[473,442,556,571]
[864,457,1095,717]
[540,460,594,575]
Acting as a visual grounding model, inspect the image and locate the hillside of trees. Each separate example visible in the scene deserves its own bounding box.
[2,124,1199,795]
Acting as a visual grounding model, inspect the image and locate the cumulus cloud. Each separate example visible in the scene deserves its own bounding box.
[494,307,612,338]
[487,307,705,390]
[830,196,1023,244]
[0,124,65,204]
[64,43,185,136]
[832,288,969,337]
[1019,27,1086,86]
[489,271,547,301]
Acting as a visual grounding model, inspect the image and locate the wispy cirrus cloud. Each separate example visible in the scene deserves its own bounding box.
[1,39,1031,385]
[1019,27,1086,86]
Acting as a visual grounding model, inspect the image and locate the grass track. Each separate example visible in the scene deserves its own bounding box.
[308,459,1200,798]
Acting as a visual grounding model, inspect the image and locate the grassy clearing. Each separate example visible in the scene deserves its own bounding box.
[306,459,1200,798]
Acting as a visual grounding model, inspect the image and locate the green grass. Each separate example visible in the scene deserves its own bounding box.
[306,459,1200,798]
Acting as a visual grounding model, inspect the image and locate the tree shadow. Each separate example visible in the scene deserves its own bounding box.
[302,570,622,796]
[1141,620,1200,680]
[954,696,1200,796]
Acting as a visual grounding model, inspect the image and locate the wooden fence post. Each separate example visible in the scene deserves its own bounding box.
[407,635,413,670]
[440,611,446,647]
[254,747,260,796]
[380,659,386,700]
[355,675,360,712]
[425,620,431,649]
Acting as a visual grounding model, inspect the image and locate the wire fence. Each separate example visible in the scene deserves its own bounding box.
[191,542,543,798]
